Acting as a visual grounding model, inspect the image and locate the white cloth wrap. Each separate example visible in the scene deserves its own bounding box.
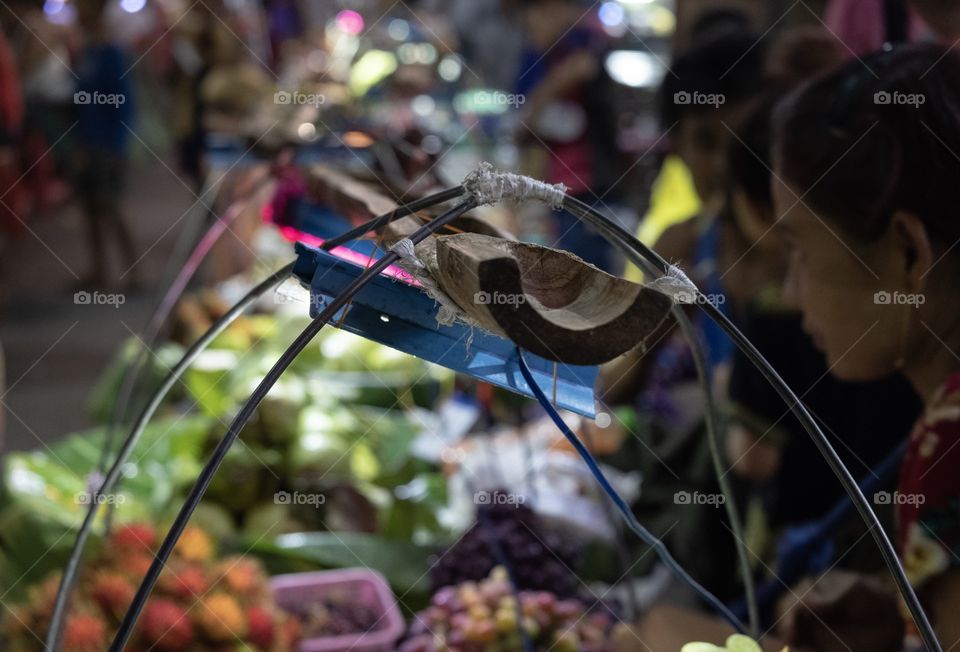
[463,162,567,209]
[648,264,700,304]
[390,238,481,331]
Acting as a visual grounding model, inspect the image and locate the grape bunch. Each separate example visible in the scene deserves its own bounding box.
[401,567,621,652]
[430,495,581,597]
[290,590,384,639]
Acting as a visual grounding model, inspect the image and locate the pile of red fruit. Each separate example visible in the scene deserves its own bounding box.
[401,567,626,652]
[2,522,301,652]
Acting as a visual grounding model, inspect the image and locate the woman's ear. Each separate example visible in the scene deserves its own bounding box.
[890,210,933,292]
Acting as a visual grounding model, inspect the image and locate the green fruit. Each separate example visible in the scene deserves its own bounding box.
[725,635,763,652]
[681,644,726,652]
[553,631,580,652]
[494,608,517,634]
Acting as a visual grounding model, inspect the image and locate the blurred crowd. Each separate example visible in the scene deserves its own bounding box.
[2,0,960,649]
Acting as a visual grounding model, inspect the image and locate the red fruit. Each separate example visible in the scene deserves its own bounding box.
[158,564,209,601]
[109,523,158,552]
[199,593,248,641]
[246,605,276,649]
[90,572,135,620]
[118,554,154,580]
[63,613,106,652]
[215,556,267,596]
[138,598,193,651]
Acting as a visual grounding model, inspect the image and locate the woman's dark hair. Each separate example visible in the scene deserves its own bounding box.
[774,43,960,245]
[659,31,766,128]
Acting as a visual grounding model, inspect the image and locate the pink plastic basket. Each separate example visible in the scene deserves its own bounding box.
[270,568,405,652]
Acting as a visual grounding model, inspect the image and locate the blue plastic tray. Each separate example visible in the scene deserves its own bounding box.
[292,243,598,417]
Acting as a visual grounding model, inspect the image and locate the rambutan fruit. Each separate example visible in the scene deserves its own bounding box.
[138,598,194,652]
[62,612,106,652]
[90,571,135,620]
[245,605,275,650]
[199,593,248,641]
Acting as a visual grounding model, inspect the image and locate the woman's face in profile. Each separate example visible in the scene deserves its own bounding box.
[773,175,910,382]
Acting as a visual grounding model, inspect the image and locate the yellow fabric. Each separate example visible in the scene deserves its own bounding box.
[624,154,701,281]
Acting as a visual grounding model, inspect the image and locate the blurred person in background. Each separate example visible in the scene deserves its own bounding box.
[513,0,624,271]
[722,91,922,617]
[602,29,767,403]
[171,0,238,190]
[595,28,770,604]
[633,8,754,249]
[451,0,523,92]
[266,0,304,68]
[768,43,960,651]
[73,0,138,289]
[721,27,922,567]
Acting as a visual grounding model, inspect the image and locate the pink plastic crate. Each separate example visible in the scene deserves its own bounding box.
[270,568,405,652]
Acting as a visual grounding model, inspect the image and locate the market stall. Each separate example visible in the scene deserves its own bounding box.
[1,1,949,652]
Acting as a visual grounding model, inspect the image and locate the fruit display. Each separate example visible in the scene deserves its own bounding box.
[164,313,454,537]
[0,522,301,652]
[430,494,581,598]
[401,567,622,652]
[0,416,212,597]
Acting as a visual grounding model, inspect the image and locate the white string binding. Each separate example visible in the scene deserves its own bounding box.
[390,238,424,270]
[390,238,480,330]
[648,264,700,304]
[464,161,567,210]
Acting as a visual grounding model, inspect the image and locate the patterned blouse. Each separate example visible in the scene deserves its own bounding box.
[899,371,960,650]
